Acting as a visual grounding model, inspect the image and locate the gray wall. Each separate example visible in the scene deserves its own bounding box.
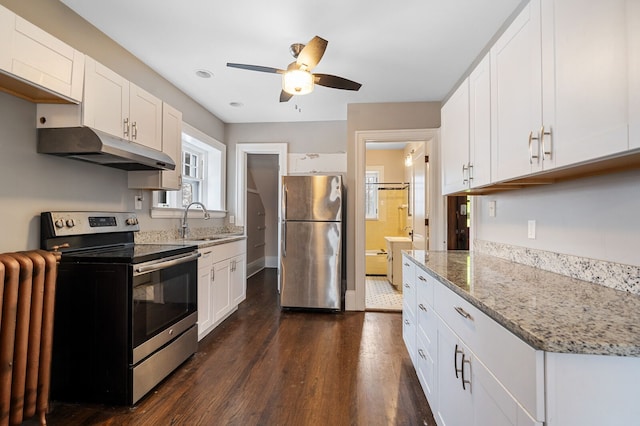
[0,0,226,251]
[474,169,640,267]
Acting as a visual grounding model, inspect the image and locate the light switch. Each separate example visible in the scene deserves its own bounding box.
[488,201,496,217]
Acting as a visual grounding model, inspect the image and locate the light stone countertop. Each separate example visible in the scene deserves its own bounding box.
[405,250,640,357]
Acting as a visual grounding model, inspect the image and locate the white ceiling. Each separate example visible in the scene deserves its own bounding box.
[60,0,524,124]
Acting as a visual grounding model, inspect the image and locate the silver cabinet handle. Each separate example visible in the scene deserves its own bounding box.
[404,319,410,325]
[418,275,427,282]
[462,163,469,184]
[541,125,552,160]
[403,262,410,267]
[132,121,138,139]
[418,303,427,312]
[528,130,539,164]
[404,283,410,289]
[454,344,463,378]
[461,354,472,391]
[454,306,473,321]
[123,117,130,137]
[418,349,426,360]
[468,163,474,182]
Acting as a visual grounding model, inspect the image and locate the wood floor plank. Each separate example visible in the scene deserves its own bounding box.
[27,268,435,426]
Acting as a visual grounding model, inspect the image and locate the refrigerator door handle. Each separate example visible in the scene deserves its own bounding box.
[282,221,287,257]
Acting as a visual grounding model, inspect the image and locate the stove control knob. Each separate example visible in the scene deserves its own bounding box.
[54,219,64,228]
[66,219,75,228]
[126,217,138,226]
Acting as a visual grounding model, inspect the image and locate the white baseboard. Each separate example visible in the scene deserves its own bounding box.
[247,258,265,278]
[265,255,278,268]
[345,289,357,311]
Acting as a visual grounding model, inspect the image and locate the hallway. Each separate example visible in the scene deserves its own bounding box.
[36,269,434,425]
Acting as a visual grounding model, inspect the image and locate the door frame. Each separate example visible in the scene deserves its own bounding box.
[235,143,288,284]
[351,129,440,311]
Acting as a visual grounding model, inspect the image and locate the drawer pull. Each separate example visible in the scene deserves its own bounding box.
[461,354,472,391]
[417,275,427,282]
[404,283,410,289]
[418,303,427,312]
[418,349,426,360]
[454,306,474,321]
[403,262,410,267]
[454,344,463,378]
[404,319,410,326]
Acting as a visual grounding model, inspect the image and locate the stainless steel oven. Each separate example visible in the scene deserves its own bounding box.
[40,211,199,405]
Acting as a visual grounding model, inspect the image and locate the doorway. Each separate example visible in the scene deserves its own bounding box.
[235,143,288,289]
[447,196,470,250]
[352,128,442,312]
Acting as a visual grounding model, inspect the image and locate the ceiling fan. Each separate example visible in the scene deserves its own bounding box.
[227,36,362,102]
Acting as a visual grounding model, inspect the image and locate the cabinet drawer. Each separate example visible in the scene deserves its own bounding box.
[416,332,436,405]
[402,304,417,366]
[401,255,416,316]
[435,283,544,421]
[416,298,436,360]
[209,240,246,263]
[416,266,435,307]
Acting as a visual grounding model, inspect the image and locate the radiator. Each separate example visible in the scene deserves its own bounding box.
[0,251,57,426]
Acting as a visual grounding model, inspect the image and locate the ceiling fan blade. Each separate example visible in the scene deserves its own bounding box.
[296,36,328,71]
[227,63,285,74]
[280,90,293,103]
[314,74,362,91]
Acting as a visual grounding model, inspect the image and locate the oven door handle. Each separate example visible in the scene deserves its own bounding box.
[134,252,201,275]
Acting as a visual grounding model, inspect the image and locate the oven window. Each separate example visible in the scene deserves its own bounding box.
[132,260,197,348]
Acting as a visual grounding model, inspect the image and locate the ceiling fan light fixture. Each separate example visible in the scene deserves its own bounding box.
[282,69,314,96]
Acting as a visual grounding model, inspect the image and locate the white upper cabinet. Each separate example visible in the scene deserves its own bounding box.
[83,56,162,151]
[629,1,640,150]
[128,102,183,190]
[441,78,470,194]
[442,53,492,195]
[541,0,630,168]
[490,0,543,182]
[468,53,492,189]
[491,0,636,183]
[0,4,84,103]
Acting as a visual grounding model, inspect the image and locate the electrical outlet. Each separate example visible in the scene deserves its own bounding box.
[229,215,235,224]
[528,220,536,239]
[134,195,143,210]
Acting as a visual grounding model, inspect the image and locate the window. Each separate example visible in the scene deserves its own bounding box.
[152,123,225,217]
[365,167,383,220]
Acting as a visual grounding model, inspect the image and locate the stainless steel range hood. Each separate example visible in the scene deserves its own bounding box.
[37,127,176,171]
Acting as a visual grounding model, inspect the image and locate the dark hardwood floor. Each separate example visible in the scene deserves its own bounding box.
[31,269,435,426]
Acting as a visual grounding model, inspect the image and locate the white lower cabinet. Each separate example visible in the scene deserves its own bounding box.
[403,255,543,426]
[197,240,246,341]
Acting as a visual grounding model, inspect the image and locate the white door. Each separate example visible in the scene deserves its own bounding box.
[130,82,163,151]
[491,0,543,182]
[83,56,129,139]
[441,79,470,195]
[542,0,629,168]
[412,144,426,250]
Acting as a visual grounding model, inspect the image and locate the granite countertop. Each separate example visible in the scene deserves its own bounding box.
[405,250,640,357]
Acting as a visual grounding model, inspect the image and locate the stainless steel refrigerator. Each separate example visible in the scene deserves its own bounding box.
[280,175,343,310]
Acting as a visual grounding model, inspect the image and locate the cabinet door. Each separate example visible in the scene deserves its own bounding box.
[542,0,629,168]
[83,57,129,139]
[197,250,214,340]
[212,259,231,321]
[231,254,246,306]
[491,0,543,181]
[436,317,473,426]
[129,82,162,151]
[628,0,640,150]
[0,6,15,73]
[469,53,491,188]
[441,78,470,195]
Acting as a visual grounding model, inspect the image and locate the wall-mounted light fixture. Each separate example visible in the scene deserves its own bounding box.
[405,149,415,167]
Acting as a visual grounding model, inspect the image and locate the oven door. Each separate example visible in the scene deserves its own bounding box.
[131,251,199,364]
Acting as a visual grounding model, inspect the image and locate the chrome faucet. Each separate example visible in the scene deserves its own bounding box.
[181,202,211,238]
